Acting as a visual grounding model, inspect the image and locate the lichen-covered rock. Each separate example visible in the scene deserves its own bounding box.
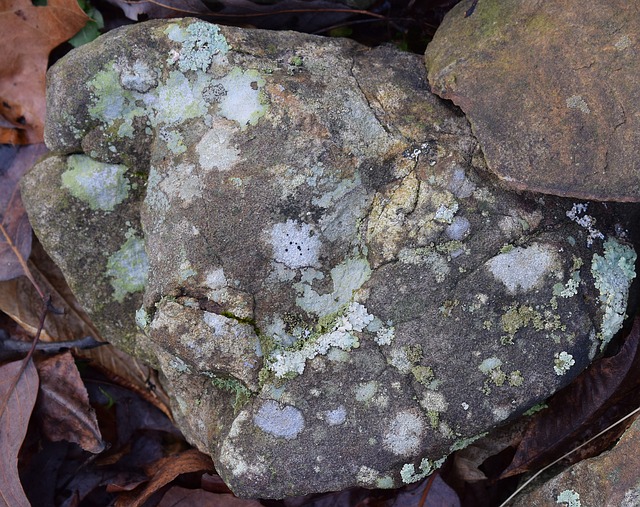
[21,19,636,498]
[425,0,640,202]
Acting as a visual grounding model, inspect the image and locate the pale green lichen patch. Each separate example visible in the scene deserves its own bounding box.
[556,489,581,507]
[553,351,575,375]
[295,257,371,317]
[87,65,212,139]
[591,238,637,349]
[165,22,230,72]
[62,155,130,211]
[105,236,149,302]
[400,456,446,484]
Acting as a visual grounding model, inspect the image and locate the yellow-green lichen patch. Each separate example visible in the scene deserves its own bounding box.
[591,238,637,349]
[478,357,523,395]
[61,155,130,211]
[105,235,149,302]
[500,303,565,345]
[210,375,252,412]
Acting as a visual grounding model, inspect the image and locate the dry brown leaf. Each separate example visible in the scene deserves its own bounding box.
[0,0,89,144]
[114,449,215,507]
[0,144,47,281]
[36,351,105,453]
[0,359,38,507]
[159,486,263,507]
[0,240,172,417]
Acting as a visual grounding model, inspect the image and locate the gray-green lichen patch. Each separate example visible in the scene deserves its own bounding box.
[105,235,148,302]
[61,155,130,211]
[591,238,637,349]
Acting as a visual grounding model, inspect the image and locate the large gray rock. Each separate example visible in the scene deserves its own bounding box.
[22,19,636,498]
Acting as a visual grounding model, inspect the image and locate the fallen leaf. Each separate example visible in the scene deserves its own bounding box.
[0,239,172,417]
[0,0,89,143]
[159,486,263,507]
[501,318,640,478]
[0,144,46,281]
[0,359,39,507]
[36,351,105,453]
[113,448,215,506]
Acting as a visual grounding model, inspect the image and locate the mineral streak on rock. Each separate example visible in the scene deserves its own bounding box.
[21,19,636,498]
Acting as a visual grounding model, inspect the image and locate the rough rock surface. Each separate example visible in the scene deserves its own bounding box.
[425,0,640,202]
[21,19,636,498]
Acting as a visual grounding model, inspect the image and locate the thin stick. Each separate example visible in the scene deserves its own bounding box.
[0,298,49,421]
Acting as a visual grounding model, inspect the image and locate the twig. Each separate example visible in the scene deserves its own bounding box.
[0,297,50,420]
[0,333,105,360]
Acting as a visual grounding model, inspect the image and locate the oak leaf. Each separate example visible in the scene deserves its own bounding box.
[0,0,89,144]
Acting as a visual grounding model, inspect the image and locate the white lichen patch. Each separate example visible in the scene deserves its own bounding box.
[116,59,158,93]
[553,351,575,376]
[322,406,346,426]
[566,203,604,246]
[486,243,557,293]
[566,95,590,114]
[398,248,450,283]
[105,235,149,302]
[271,219,321,269]
[158,163,203,205]
[445,216,470,240]
[165,21,230,72]
[62,155,130,211]
[218,68,268,128]
[591,238,637,349]
[196,121,240,171]
[419,391,448,413]
[266,302,374,377]
[354,380,378,402]
[433,202,459,224]
[382,409,425,457]
[253,400,304,439]
[219,412,268,479]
